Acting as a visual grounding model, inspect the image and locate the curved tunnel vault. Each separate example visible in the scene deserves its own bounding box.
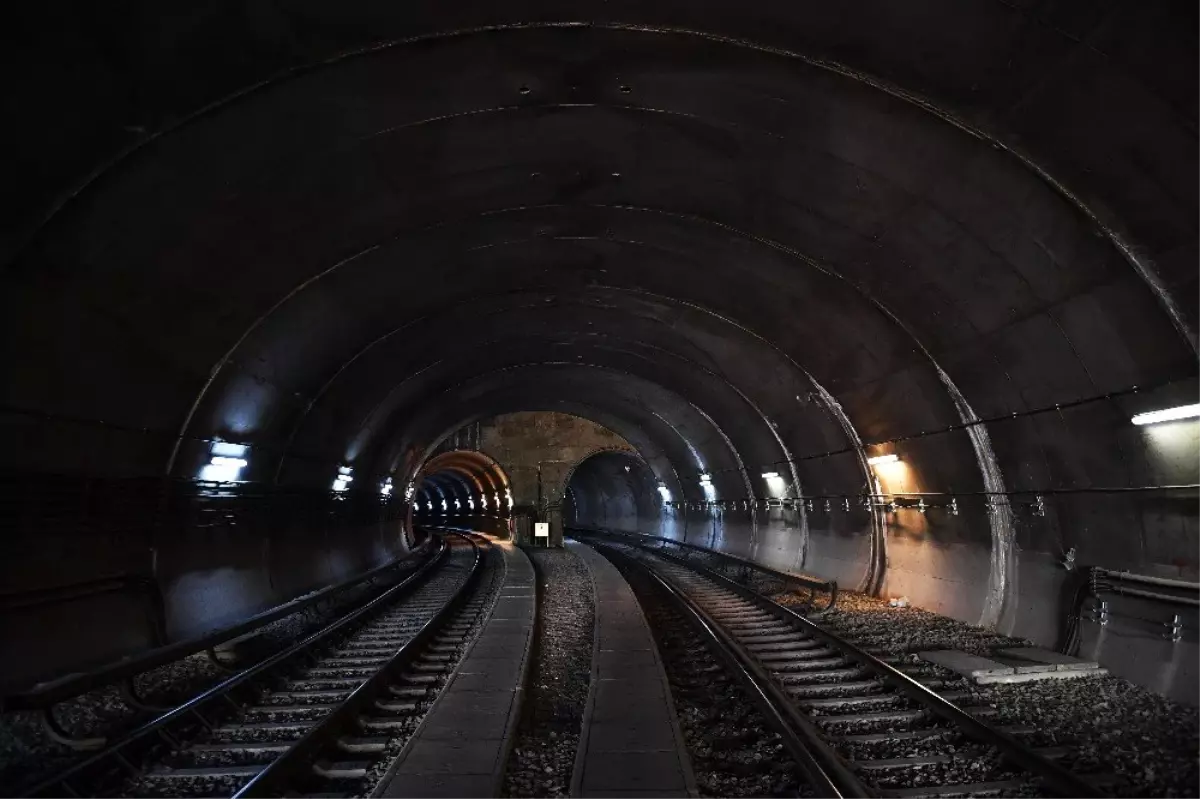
[1,2,1197,698]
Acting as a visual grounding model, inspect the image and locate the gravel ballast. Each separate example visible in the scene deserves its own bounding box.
[501,548,594,798]
[770,583,1199,796]
[622,563,814,798]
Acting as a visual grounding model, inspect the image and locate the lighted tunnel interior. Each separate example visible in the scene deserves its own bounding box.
[1,3,1196,700]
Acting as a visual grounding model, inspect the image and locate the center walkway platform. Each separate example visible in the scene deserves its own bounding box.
[569,540,696,798]
[375,537,535,798]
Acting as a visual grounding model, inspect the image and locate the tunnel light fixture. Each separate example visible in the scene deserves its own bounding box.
[404,480,416,501]
[211,456,247,468]
[468,497,475,510]
[441,499,448,511]
[480,495,488,508]
[1131,404,1200,426]
[199,442,248,482]
[380,477,393,497]
[699,473,712,484]
[454,498,462,510]
[332,466,354,493]
[867,454,900,466]
[657,485,671,502]
[761,471,780,480]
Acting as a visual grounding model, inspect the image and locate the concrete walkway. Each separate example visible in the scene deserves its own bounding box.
[569,540,695,798]
[375,538,536,798]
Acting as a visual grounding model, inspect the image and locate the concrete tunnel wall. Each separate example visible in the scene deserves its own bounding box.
[0,1,1196,696]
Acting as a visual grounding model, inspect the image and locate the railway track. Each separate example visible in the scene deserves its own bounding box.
[22,532,501,798]
[582,533,1103,799]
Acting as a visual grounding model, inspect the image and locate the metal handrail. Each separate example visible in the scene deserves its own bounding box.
[22,536,449,798]
[597,541,863,798]
[234,533,485,797]
[2,535,434,712]
[571,525,838,610]
[658,544,1105,798]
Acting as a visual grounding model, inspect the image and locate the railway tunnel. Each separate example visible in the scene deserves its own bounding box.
[1,1,1197,796]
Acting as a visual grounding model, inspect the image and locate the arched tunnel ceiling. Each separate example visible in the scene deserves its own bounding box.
[2,4,1196,522]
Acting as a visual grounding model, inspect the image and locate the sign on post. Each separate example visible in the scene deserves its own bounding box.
[534,522,550,543]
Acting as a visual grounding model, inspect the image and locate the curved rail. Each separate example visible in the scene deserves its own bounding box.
[21,535,458,798]
[3,535,436,715]
[581,531,1103,798]
[570,525,838,611]
[232,533,488,796]
[597,541,864,798]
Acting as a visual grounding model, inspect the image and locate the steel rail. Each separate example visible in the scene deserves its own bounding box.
[569,525,838,610]
[21,536,452,798]
[596,541,865,799]
[233,533,486,797]
[581,530,1105,798]
[3,535,436,713]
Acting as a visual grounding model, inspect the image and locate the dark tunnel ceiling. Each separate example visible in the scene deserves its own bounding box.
[2,5,1196,502]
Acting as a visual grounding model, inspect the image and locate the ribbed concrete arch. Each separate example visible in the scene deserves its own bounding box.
[3,2,1195,684]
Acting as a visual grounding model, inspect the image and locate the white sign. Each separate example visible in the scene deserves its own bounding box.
[534,523,550,538]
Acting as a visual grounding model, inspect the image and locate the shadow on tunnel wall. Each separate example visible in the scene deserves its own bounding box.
[0,474,411,688]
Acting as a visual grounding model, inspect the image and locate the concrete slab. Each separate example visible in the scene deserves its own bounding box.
[975,668,1109,685]
[380,774,496,798]
[995,646,1101,671]
[595,677,665,705]
[452,665,523,689]
[398,739,502,775]
[583,787,696,791]
[569,541,696,798]
[375,539,535,799]
[581,751,687,791]
[596,648,657,669]
[587,718,681,751]
[918,650,1015,678]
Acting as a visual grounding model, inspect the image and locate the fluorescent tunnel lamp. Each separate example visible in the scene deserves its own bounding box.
[380,478,393,497]
[199,442,249,482]
[332,464,354,493]
[761,472,780,479]
[1132,404,1200,426]
[867,454,899,466]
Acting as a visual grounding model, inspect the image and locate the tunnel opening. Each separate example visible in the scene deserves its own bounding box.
[563,449,663,536]
[413,449,513,540]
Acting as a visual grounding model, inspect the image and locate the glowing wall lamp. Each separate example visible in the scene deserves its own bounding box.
[480,495,488,508]
[1132,404,1200,425]
[199,442,248,482]
[380,477,393,497]
[867,454,900,466]
[467,497,475,510]
[332,466,353,492]
[761,471,780,479]
[657,481,672,502]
